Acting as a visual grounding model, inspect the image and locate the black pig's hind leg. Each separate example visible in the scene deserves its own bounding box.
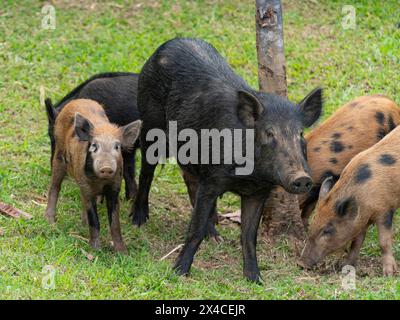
[131,152,157,226]
[122,149,137,201]
[174,183,219,275]
[181,170,221,242]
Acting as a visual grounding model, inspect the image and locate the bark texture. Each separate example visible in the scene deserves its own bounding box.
[255,0,305,242]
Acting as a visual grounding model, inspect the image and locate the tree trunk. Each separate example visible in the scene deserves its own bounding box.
[255,0,305,242]
[255,0,287,96]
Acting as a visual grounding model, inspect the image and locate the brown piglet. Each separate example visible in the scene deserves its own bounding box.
[300,95,400,226]
[45,99,141,253]
[299,125,400,276]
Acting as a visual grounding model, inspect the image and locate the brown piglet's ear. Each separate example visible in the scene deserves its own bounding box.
[237,90,264,128]
[335,197,359,219]
[120,120,142,151]
[319,176,334,200]
[74,112,94,141]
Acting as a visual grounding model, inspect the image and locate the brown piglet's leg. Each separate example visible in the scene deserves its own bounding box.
[377,211,397,276]
[45,150,67,224]
[81,192,101,250]
[342,228,367,267]
[104,186,127,254]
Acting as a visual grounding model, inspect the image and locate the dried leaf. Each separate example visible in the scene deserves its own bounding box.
[0,202,32,219]
[221,210,241,224]
[81,249,95,262]
[32,200,45,207]
[69,232,89,243]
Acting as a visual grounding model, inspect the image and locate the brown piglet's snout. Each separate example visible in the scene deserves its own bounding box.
[98,166,116,178]
[298,240,323,270]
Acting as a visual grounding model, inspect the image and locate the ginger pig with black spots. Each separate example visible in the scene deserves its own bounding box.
[299,125,400,276]
[299,95,400,226]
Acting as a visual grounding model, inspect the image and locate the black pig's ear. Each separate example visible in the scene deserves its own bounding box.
[319,176,334,200]
[74,113,94,141]
[237,90,264,127]
[299,87,323,127]
[121,120,142,151]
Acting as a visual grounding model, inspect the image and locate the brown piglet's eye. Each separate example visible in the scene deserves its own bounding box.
[322,223,335,236]
[89,143,98,153]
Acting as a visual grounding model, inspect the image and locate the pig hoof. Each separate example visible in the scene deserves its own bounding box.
[383,258,397,276]
[206,225,223,243]
[132,209,149,226]
[114,242,128,254]
[244,272,263,284]
[207,232,223,243]
[173,262,191,276]
[297,259,308,269]
[125,186,137,201]
[45,212,56,224]
[212,235,224,243]
[89,239,101,250]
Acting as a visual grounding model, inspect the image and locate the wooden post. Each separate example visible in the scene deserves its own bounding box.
[255,0,287,97]
[255,0,305,242]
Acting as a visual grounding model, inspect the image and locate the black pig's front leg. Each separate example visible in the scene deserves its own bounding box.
[122,150,137,201]
[174,183,219,275]
[240,191,269,283]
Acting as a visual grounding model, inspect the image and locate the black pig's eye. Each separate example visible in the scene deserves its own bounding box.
[265,129,274,138]
[322,229,331,236]
[114,143,121,151]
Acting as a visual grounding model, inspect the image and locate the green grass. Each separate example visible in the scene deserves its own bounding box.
[1,0,400,299]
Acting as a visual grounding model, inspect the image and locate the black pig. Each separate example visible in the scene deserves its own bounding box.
[45,72,140,200]
[133,38,322,282]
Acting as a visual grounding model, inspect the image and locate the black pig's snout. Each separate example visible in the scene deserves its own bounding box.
[289,176,313,194]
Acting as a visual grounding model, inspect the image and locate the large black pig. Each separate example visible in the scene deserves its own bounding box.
[45,72,140,200]
[133,38,323,282]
